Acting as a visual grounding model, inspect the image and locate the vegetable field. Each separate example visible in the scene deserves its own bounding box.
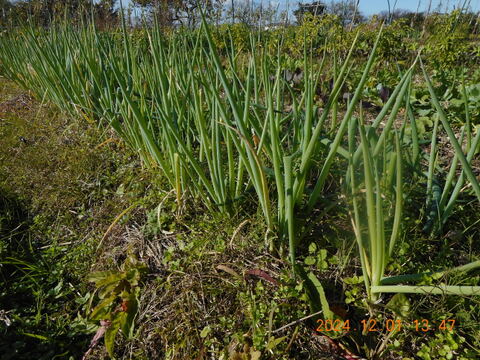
[1,4,480,360]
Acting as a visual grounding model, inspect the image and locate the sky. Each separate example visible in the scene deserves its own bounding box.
[276,0,480,15]
[354,0,480,15]
[120,0,480,16]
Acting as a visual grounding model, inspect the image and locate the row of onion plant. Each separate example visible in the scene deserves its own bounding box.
[0,17,479,306]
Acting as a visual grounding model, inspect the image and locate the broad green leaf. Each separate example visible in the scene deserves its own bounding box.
[120,289,139,339]
[266,336,287,351]
[91,272,126,290]
[89,294,117,320]
[307,271,333,320]
[88,270,118,284]
[200,325,211,338]
[386,293,411,319]
[105,319,121,358]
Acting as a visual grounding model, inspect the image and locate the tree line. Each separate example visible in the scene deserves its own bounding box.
[0,0,478,32]
[0,0,117,27]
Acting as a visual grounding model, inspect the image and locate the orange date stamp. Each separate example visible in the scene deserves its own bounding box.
[315,319,456,333]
